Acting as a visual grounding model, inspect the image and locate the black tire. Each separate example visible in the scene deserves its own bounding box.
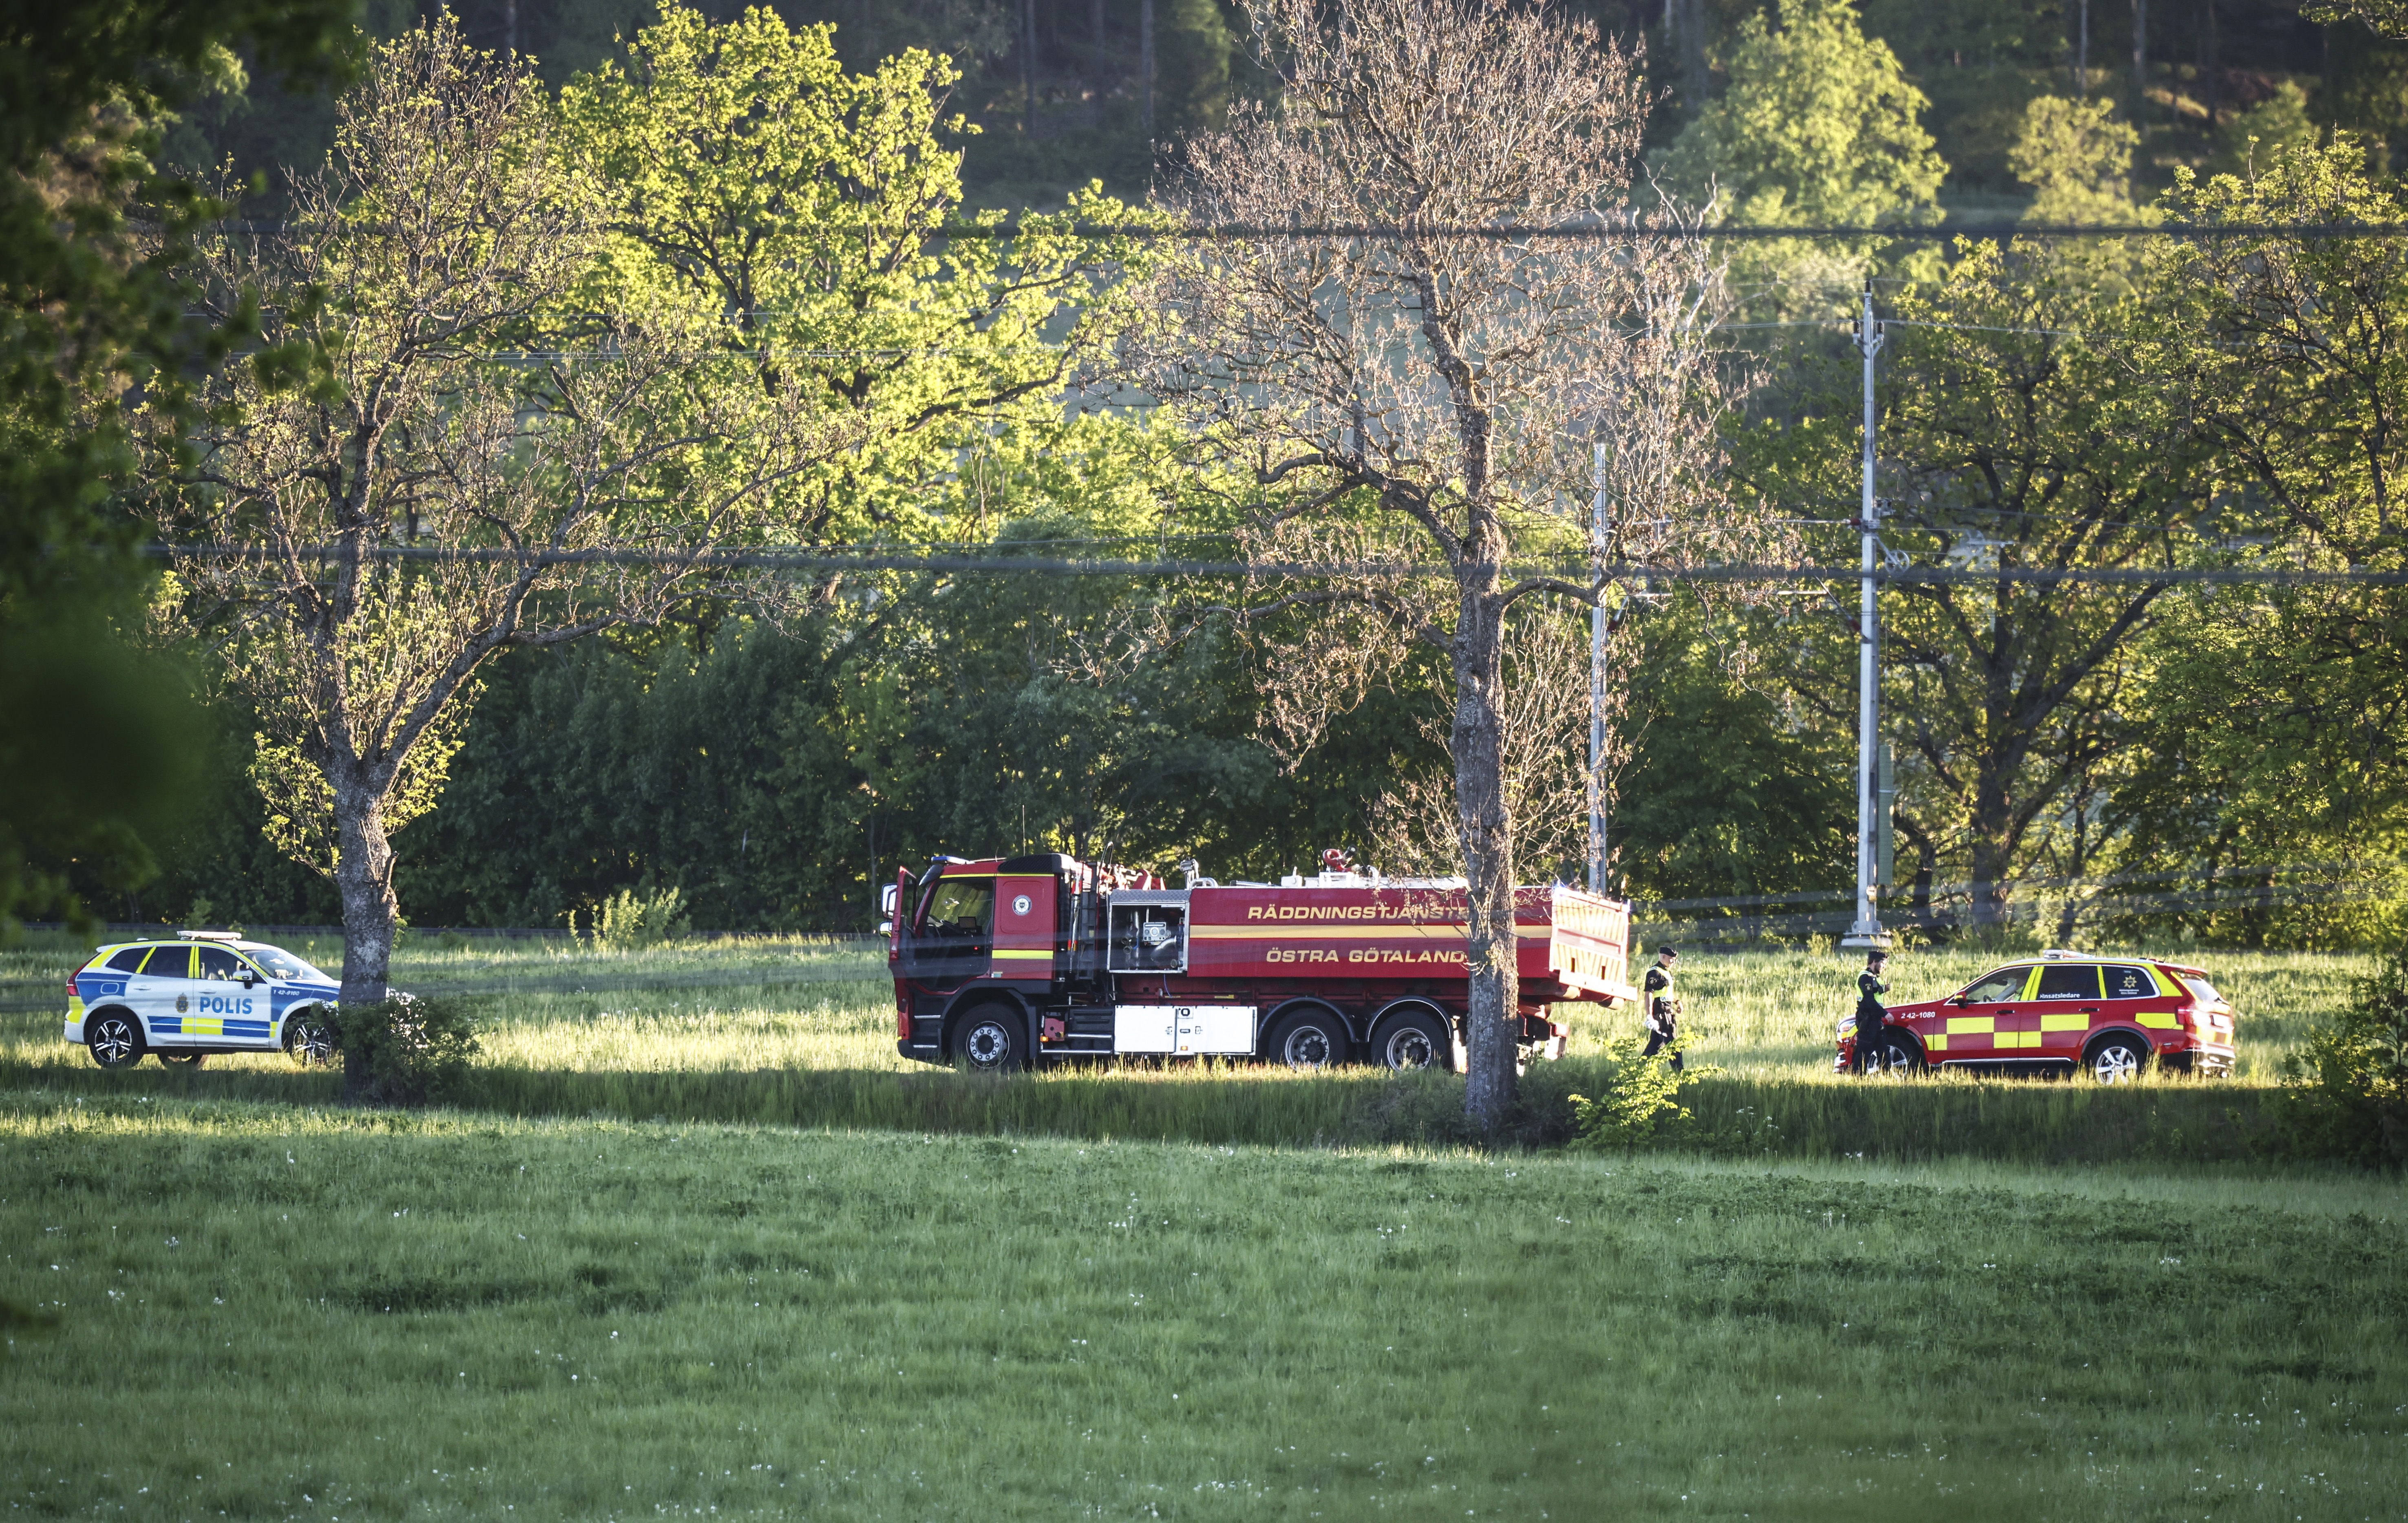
[86,1011,145,1071]
[1869,1030,1923,1076]
[158,1051,206,1068]
[1370,1007,1451,1073]
[2084,1033,2150,1085]
[1267,1007,1350,1071]
[283,1008,337,1068]
[952,1005,1027,1073]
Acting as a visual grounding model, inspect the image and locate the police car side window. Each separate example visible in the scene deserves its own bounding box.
[104,948,147,973]
[2101,964,2158,1000]
[141,945,190,978]
[2035,964,2100,1000]
[197,947,247,981]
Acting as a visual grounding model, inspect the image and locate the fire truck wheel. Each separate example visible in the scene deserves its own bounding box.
[1267,1008,1350,1071]
[952,1006,1027,1073]
[1370,1008,1451,1073]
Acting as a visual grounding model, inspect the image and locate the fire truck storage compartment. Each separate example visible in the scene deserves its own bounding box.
[1113,1003,1257,1055]
[1107,890,1190,973]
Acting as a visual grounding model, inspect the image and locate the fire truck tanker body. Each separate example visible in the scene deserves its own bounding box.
[888,853,1638,1071]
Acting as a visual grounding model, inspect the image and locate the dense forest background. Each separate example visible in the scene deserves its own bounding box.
[110,0,2408,941]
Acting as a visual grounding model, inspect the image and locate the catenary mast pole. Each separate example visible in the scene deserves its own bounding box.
[1843,286,1891,949]
[1588,442,1610,896]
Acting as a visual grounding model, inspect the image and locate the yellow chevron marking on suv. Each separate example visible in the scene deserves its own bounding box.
[2040,1012,2090,1032]
[1997,1030,2044,1049]
[1946,1016,1995,1035]
[2136,1011,2179,1029]
[1926,1033,1948,1051]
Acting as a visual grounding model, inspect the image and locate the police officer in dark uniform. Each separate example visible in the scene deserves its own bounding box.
[1641,944,1682,1071]
[1851,949,1890,1073]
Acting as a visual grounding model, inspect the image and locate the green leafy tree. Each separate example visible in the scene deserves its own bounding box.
[1739,241,2209,931]
[2095,141,2408,947]
[2304,0,2408,36]
[1612,603,1852,913]
[159,18,827,1021]
[0,0,354,934]
[2010,96,2142,225]
[2276,948,2408,1166]
[2212,82,2320,178]
[1156,0,1234,139]
[1657,0,1945,306]
[557,3,1153,563]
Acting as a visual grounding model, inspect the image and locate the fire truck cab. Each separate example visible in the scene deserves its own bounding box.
[886,852,1636,1073]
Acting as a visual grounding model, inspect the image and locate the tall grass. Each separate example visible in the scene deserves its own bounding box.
[0,934,2382,1160]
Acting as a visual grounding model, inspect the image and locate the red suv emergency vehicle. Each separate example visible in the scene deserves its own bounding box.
[1836,950,2238,1082]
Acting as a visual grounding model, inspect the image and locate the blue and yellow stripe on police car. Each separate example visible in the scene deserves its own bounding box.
[149,1018,273,1039]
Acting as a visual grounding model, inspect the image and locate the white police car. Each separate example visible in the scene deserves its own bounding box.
[66,931,340,1070]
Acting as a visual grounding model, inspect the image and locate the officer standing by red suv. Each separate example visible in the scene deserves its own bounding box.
[1851,949,1890,1073]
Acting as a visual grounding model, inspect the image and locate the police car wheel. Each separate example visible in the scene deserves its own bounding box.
[284,1011,337,1068]
[1371,1009,1450,1073]
[86,1012,144,1071]
[2086,1037,2148,1085]
[1268,1009,1348,1071]
[954,1007,1025,1073]
[158,1052,206,1068]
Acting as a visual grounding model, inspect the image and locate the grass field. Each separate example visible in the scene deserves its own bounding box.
[0,933,2380,1160]
[4,1096,2404,1521]
[2,934,2403,1518]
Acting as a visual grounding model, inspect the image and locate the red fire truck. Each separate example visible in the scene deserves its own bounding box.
[885,851,1637,1072]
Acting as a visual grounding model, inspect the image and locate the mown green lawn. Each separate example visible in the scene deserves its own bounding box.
[3,1095,2403,1521]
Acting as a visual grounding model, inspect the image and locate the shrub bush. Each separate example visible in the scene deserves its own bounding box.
[331,993,481,1107]
[1566,1035,1701,1150]
[576,887,690,951]
[2277,949,2408,1168]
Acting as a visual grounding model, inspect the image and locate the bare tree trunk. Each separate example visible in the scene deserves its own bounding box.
[2132,0,2147,96]
[1454,579,1518,1132]
[332,766,398,1102]
[1024,0,1038,135]
[1968,819,2014,933]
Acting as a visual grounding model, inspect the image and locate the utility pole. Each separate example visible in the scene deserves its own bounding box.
[1842,286,1891,950]
[1587,442,1611,896]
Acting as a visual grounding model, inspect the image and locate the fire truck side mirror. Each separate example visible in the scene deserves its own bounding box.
[879,884,899,916]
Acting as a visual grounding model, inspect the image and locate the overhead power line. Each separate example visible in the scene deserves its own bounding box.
[203,218,2408,243]
[142,542,2408,587]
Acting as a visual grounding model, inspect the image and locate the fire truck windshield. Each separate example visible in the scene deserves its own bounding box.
[923,878,996,946]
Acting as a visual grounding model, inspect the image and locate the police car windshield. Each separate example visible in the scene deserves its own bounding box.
[246,946,328,982]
